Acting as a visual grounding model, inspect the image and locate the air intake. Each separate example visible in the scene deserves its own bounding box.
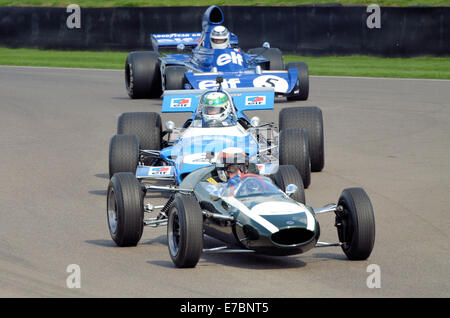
[271,228,315,246]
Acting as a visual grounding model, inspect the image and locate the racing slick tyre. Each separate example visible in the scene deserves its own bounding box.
[273,165,306,204]
[336,188,375,260]
[125,51,162,99]
[279,128,311,188]
[285,62,309,101]
[279,106,324,172]
[117,112,162,151]
[164,65,187,91]
[109,134,139,179]
[107,172,144,247]
[248,47,284,70]
[167,195,203,268]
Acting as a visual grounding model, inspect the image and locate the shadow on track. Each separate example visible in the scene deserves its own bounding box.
[89,190,107,196]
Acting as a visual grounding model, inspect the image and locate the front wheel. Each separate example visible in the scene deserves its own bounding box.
[125,51,162,99]
[117,112,162,151]
[167,195,203,268]
[285,62,309,101]
[336,188,375,260]
[273,165,305,204]
[279,128,311,188]
[107,172,144,247]
[164,65,187,91]
[279,106,324,172]
[109,134,139,179]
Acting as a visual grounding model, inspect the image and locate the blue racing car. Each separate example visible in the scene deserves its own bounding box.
[124,5,309,101]
[110,80,324,193]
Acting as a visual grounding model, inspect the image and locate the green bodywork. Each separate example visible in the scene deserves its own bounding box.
[179,165,320,255]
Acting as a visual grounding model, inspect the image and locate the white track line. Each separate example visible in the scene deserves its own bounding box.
[1,64,448,81]
[310,75,449,82]
[0,65,121,72]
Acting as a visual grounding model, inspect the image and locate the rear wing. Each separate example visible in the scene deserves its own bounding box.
[150,33,202,52]
[150,32,239,52]
[162,87,274,113]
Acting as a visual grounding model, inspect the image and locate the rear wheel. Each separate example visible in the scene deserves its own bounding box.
[117,112,162,151]
[107,172,144,246]
[125,51,162,99]
[285,62,309,101]
[279,128,311,188]
[336,188,375,260]
[273,165,305,204]
[279,106,324,172]
[164,65,187,91]
[167,195,203,268]
[248,47,284,70]
[109,134,139,179]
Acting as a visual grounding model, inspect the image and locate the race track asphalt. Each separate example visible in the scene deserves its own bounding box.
[0,66,449,297]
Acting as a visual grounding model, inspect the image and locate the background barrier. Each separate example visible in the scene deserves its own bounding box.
[0,5,448,56]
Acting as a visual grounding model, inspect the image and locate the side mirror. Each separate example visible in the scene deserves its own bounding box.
[250,116,260,127]
[262,42,270,49]
[165,120,175,130]
[285,184,298,197]
[177,43,185,52]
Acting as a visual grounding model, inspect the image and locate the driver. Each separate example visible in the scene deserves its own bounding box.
[200,91,234,127]
[210,25,230,49]
[216,148,249,189]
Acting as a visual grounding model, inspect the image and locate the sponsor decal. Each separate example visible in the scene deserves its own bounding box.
[170,98,191,108]
[198,78,240,89]
[253,75,289,93]
[216,51,243,66]
[154,33,201,38]
[148,167,172,176]
[245,96,266,106]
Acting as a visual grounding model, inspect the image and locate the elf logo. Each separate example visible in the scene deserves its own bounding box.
[199,78,240,89]
[148,167,172,176]
[170,98,191,108]
[245,96,266,106]
[216,51,243,66]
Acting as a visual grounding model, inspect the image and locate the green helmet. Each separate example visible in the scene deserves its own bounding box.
[201,92,232,123]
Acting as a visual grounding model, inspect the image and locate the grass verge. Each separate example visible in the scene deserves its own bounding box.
[0,47,449,79]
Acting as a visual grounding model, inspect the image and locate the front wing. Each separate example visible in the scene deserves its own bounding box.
[185,69,299,95]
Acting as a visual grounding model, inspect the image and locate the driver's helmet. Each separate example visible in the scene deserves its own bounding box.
[210,25,230,49]
[216,147,248,182]
[201,91,232,126]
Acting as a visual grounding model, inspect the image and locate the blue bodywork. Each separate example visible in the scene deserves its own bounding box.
[150,6,300,95]
[143,87,275,184]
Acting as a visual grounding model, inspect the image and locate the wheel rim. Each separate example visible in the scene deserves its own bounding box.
[168,208,181,257]
[125,63,132,91]
[336,201,354,250]
[107,189,118,235]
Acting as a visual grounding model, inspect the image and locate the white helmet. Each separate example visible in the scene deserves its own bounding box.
[210,25,230,49]
[201,91,232,125]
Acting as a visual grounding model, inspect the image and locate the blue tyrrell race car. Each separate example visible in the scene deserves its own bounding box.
[109,80,325,191]
[124,6,309,101]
